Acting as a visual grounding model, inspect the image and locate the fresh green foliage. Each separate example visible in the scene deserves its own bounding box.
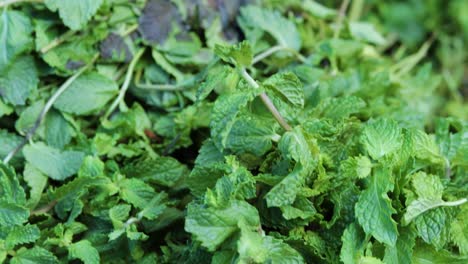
[0,0,466,263]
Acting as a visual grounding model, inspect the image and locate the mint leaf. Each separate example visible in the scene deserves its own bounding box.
[23,142,85,181]
[237,227,304,263]
[185,200,260,251]
[54,72,118,115]
[263,72,304,108]
[210,91,255,150]
[239,6,301,50]
[410,129,445,164]
[5,224,40,249]
[225,115,278,156]
[403,172,466,224]
[0,10,33,70]
[0,56,38,105]
[340,223,366,264]
[0,201,29,227]
[383,227,416,264]
[355,167,398,246]
[349,22,386,45]
[23,163,48,209]
[361,119,402,160]
[214,41,253,68]
[11,247,58,264]
[68,240,100,264]
[45,0,103,30]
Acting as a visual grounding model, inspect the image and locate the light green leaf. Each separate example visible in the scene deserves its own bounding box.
[349,22,386,45]
[450,207,468,255]
[54,72,118,115]
[383,227,416,264]
[413,207,447,246]
[210,92,254,150]
[123,156,188,187]
[239,6,301,50]
[0,201,29,227]
[321,96,366,120]
[196,65,236,101]
[355,167,398,246]
[237,227,304,264]
[139,192,168,220]
[45,0,103,30]
[340,156,372,179]
[109,204,131,226]
[23,142,85,181]
[412,243,468,264]
[15,100,44,135]
[119,178,156,209]
[410,129,445,164]
[403,172,467,224]
[5,224,40,249]
[278,127,314,165]
[11,246,58,264]
[45,110,73,149]
[68,240,100,264]
[265,165,305,208]
[263,72,304,108]
[0,162,26,204]
[359,256,385,264]
[214,41,253,68]
[78,156,104,178]
[340,223,366,264]
[0,10,33,70]
[361,119,402,160]
[303,0,337,19]
[0,56,38,105]
[186,140,228,196]
[225,115,277,156]
[0,130,23,165]
[185,200,260,251]
[23,164,48,209]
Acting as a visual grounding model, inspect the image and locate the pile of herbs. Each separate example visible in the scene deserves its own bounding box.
[0,0,467,263]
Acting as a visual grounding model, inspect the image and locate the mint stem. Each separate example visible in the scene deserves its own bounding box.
[40,29,75,54]
[333,0,351,39]
[252,45,307,64]
[240,68,292,131]
[104,48,145,119]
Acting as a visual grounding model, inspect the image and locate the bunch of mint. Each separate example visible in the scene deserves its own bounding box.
[0,0,466,263]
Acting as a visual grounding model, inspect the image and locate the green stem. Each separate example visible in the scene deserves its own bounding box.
[122,24,138,37]
[30,200,57,216]
[105,48,145,119]
[240,68,292,131]
[3,54,99,164]
[0,0,42,8]
[390,39,433,79]
[40,29,75,54]
[333,0,351,39]
[252,45,307,64]
[349,0,364,21]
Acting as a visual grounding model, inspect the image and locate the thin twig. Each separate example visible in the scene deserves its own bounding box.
[135,82,187,91]
[40,30,75,54]
[3,54,99,164]
[333,0,351,39]
[104,48,145,119]
[252,45,307,65]
[240,68,292,131]
[122,24,138,37]
[30,200,57,216]
[349,0,364,21]
[0,0,42,8]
